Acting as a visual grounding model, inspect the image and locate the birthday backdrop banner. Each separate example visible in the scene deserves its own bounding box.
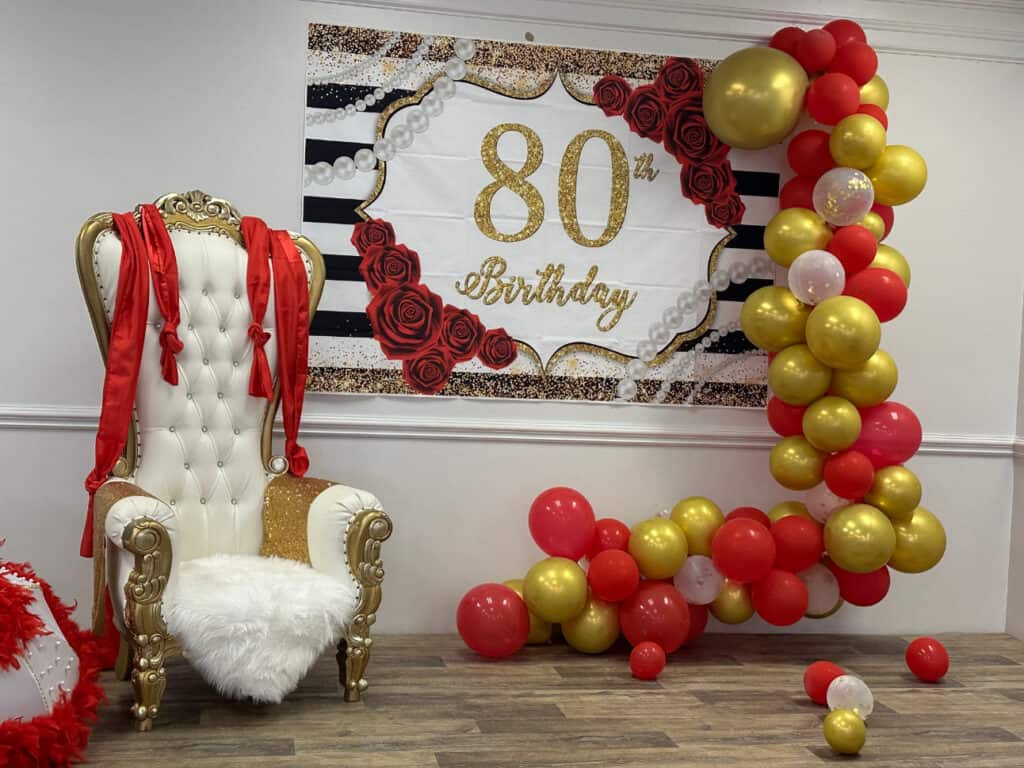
[301,26,784,405]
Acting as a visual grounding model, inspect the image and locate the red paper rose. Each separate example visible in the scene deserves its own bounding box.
[359,243,421,293]
[655,57,703,101]
[664,100,728,165]
[350,218,396,255]
[478,328,518,369]
[623,84,667,143]
[705,193,746,228]
[680,161,736,205]
[366,283,443,360]
[402,347,454,395]
[440,305,485,362]
[593,74,632,117]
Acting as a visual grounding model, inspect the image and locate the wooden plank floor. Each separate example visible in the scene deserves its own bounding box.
[87,633,1024,767]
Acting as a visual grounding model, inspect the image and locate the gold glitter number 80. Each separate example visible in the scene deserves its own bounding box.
[474,123,545,243]
[558,129,629,248]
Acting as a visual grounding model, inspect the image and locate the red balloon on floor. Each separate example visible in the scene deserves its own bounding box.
[528,487,596,560]
[787,130,835,177]
[827,225,877,276]
[906,637,949,682]
[779,175,817,211]
[588,549,640,603]
[620,581,690,653]
[824,450,875,500]
[589,517,631,556]
[767,397,808,437]
[844,267,908,322]
[751,569,809,626]
[806,73,860,125]
[804,660,846,704]
[727,506,772,529]
[685,602,709,645]
[712,519,776,584]
[630,641,667,680]
[456,583,530,659]
[827,561,891,606]
[853,402,923,468]
[771,516,824,573]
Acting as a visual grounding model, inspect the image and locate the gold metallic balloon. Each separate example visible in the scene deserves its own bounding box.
[523,557,589,624]
[802,396,862,452]
[857,211,886,241]
[824,503,897,573]
[628,518,688,579]
[770,436,825,491]
[503,578,553,645]
[767,500,813,524]
[806,296,881,370]
[561,594,620,654]
[710,579,754,624]
[740,286,809,352]
[860,74,890,110]
[889,507,946,573]
[864,466,921,523]
[871,244,911,287]
[702,46,808,150]
[867,145,928,205]
[670,496,725,556]
[764,207,833,268]
[829,348,898,407]
[824,709,866,755]
[768,344,833,406]
[830,114,887,169]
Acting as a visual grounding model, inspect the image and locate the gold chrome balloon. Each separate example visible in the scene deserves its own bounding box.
[802,395,862,452]
[860,74,890,110]
[889,507,946,573]
[523,557,589,623]
[503,578,553,645]
[867,145,928,205]
[829,348,898,407]
[864,466,922,523]
[806,296,881,370]
[857,211,886,241]
[825,503,896,573]
[740,286,809,352]
[770,436,825,491]
[824,709,866,755]
[871,244,911,287]
[702,46,808,149]
[830,114,887,169]
[768,344,833,406]
[561,595,620,654]
[670,496,725,556]
[764,208,833,268]
[710,579,754,624]
[767,500,813,524]
[628,518,688,579]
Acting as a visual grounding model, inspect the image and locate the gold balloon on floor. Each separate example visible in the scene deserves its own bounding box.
[702,46,808,149]
[868,145,928,205]
[503,578,553,645]
[562,595,620,654]
[802,395,862,452]
[740,286,809,352]
[889,507,946,573]
[860,74,890,110]
[857,211,886,241]
[825,503,896,573]
[768,344,833,406]
[829,348,898,407]
[830,113,887,169]
[710,580,754,624]
[864,466,922,523]
[767,500,813,524]
[806,296,881,370]
[824,709,866,755]
[770,436,824,491]
[670,496,724,556]
[871,244,911,287]
[523,557,589,623]
[764,208,833,268]
[629,518,688,579]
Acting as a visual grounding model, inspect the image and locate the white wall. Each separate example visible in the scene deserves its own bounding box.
[2,0,1023,634]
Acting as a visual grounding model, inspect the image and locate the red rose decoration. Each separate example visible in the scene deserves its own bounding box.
[705,193,746,228]
[664,100,728,165]
[359,243,421,293]
[366,283,443,360]
[402,347,454,395]
[350,218,396,255]
[440,305,485,362]
[680,161,736,205]
[593,74,632,117]
[655,57,703,101]
[478,328,518,369]
[623,85,667,143]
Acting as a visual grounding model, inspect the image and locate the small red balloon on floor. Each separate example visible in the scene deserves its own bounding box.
[804,660,845,704]
[906,637,949,682]
[630,641,667,680]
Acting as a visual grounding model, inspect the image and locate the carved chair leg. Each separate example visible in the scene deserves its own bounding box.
[338,619,374,702]
[114,635,132,681]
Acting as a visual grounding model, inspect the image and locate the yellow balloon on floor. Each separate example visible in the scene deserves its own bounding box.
[856,211,886,241]
[824,709,866,755]
[802,396,862,452]
[503,578,553,645]
[829,348,898,407]
[889,507,946,573]
[770,436,824,490]
[871,244,911,287]
[562,595,620,654]
[768,344,833,406]
[825,503,896,573]
[806,296,881,370]
[629,518,688,579]
[710,580,754,624]
[868,145,928,205]
[740,286,809,352]
[523,557,589,623]
[764,208,833,268]
[864,466,921,523]
[670,496,724,556]
[767,500,813,524]
[860,74,890,110]
[830,113,887,169]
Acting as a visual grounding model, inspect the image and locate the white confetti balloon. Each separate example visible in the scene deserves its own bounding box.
[813,167,875,226]
[800,563,841,617]
[788,249,845,306]
[806,484,846,524]
[674,555,724,605]
[827,674,874,718]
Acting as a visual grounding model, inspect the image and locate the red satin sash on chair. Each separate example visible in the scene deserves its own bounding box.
[140,204,183,385]
[240,217,275,399]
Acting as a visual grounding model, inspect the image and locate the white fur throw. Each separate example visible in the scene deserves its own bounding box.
[163,554,357,703]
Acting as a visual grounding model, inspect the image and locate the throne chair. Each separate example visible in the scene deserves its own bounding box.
[76,190,392,731]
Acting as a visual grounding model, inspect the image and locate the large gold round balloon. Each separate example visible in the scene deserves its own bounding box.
[824,709,866,755]
[702,46,808,150]
[710,580,754,624]
[830,114,887,169]
[889,507,946,573]
[503,578,553,644]
[829,348,898,407]
[562,595,620,654]
[767,500,813,524]
[867,145,928,206]
[871,244,911,287]
[763,208,833,268]
[768,344,833,406]
[740,286,809,352]
[670,496,724,556]
[802,396,862,452]
[864,466,921,523]
[523,557,589,623]
[860,74,890,110]
[628,518,688,579]
[857,211,886,241]
[824,503,897,573]
[806,296,881,370]
[770,436,824,491]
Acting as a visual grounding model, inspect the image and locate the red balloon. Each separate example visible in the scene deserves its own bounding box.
[779,175,817,211]
[824,450,876,499]
[771,516,824,572]
[588,549,641,603]
[827,225,877,276]
[528,487,596,560]
[906,637,949,682]
[844,268,908,322]
[823,19,867,48]
[590,517,631,556]
[620,581,690,653]
[456,583,529,659]
[853,402,923,468]
[767,396,808,437]
[684,603,708,645]
[804,660,846,704]
[630,641,667,680]
[871,203,895,237]
[727,506,771,529]
[806,73,860,125]
[857,103,888,129]
[787,130,835,177]
[795,29,837,73]
[829,42,878,85]
[827,561,890,606]
[751,570,809,626]
[711,519,776,584]
[770,26,806,57]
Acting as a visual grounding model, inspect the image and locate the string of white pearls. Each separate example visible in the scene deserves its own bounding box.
[307,31,401,86]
